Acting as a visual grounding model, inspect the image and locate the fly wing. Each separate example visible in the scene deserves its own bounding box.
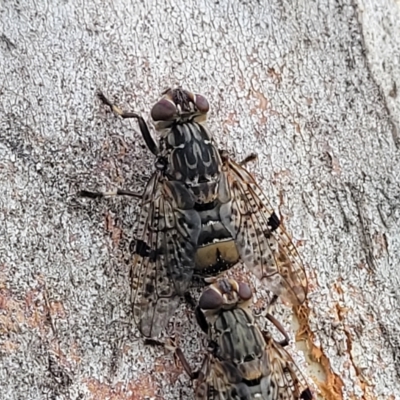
[219,157,307,305]
[131,171,201,337]
[262,334,313,400]
[194,355,213,400]
[196,356,251,400]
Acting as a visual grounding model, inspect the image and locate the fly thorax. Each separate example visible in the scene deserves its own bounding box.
[215,309,264,364]
[162,121,221,203]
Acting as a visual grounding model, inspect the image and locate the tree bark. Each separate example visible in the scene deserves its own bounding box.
[0,0,399,399]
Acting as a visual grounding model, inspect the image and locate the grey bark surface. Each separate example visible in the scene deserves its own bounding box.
[0,1,399,399]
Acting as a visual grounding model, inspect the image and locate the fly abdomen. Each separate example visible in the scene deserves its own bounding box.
[194,239,239,276]
[189,181,219,205]
[198,221,233,246]
[194,205,240,275]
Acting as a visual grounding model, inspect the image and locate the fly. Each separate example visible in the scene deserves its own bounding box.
[81,88,308,337]
[176,278,314,400]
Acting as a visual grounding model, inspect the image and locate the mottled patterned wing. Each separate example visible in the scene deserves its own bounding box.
[220,157,307,305]
[263,334,313,400]
[195,346,312,400]
[131,171,201,337]
[195,356,242,400]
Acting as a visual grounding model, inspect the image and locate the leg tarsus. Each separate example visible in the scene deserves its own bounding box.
[78,189,142,199]
[97,91,159,156]
[97,92,115,109]
[78,190,105,199]
[98,91,141,119]
[144,338,165,347]
[239,152,258,166]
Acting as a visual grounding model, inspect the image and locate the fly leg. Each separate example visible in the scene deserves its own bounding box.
[219,149,258,166]
[81,91,159,199]
[254,295,290,347]
[98,92,159,156]
[175,348,202,380]
[238,152,258,166]
[78,188,142,199]
[184,291,197,310]
[144,338,200,380]
[177,348,211,386]
[264,313,290,347]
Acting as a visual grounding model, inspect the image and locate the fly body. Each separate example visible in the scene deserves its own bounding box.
[190,278,313,400]
[89,88,308,337]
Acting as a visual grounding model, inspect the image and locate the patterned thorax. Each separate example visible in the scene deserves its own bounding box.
[213,308,265,368]
[152,88,222,205]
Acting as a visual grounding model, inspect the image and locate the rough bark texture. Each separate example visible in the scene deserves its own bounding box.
[1,1,399,399]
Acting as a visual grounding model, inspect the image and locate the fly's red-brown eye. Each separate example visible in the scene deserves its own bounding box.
[238,282,252,301]
[193,94,209,114]
[184,90,209,114]
[151,99,177,121]
[199,287,223,310]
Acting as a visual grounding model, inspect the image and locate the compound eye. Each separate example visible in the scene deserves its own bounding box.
[151,98,177,121]
[193,94,209,114]
[199,287,223,310]
[238,282,252,301]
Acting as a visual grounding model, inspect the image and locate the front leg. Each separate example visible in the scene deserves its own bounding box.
[238,152,258,166]
[98,92,159,156]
